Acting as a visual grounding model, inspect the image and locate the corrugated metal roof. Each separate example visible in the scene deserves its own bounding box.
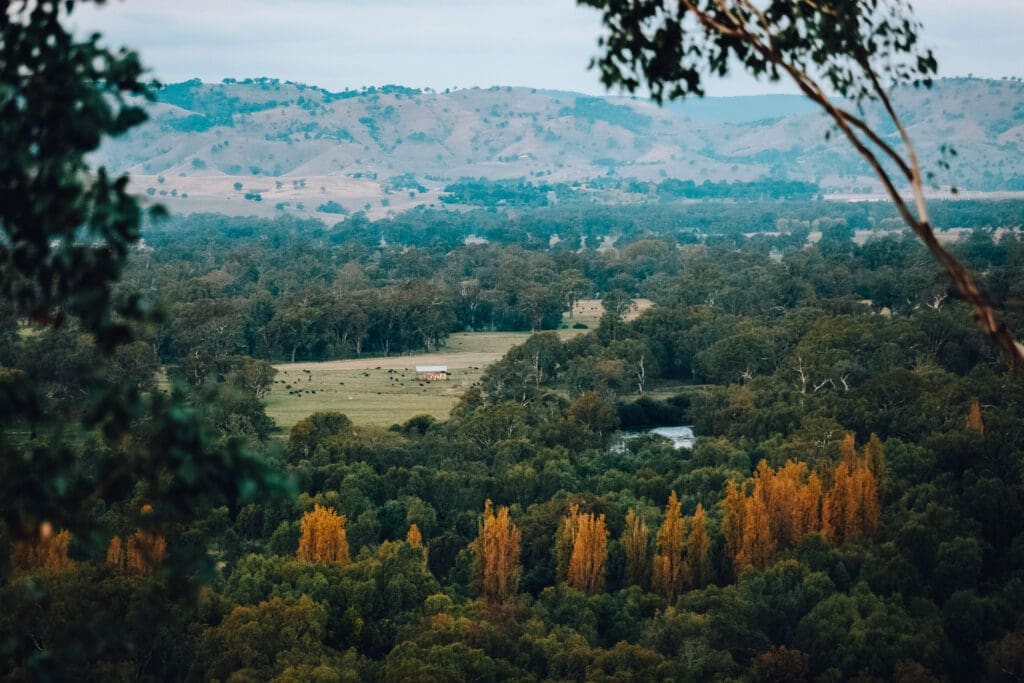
[415,365,448,372]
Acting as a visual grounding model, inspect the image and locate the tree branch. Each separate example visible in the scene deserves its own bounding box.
[673,0,1024,369]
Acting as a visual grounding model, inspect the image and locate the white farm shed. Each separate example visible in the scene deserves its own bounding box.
[415,365,448,381]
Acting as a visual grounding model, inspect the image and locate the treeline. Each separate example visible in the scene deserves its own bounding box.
[121,211,695,369]
[440,175,822,207]
[124,206,1023,378]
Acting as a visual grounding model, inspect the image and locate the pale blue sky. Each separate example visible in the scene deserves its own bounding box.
[71,0,1024,96]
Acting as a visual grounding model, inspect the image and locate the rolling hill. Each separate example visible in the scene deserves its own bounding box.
[93,77,1024,220]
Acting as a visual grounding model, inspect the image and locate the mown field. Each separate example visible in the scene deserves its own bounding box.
[264,299,651,430]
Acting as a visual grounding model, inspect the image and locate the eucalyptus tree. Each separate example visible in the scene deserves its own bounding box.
[579,0,1024,367]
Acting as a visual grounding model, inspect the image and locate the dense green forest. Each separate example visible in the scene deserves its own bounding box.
[115,200,1024,371]
[3,202,1024,680]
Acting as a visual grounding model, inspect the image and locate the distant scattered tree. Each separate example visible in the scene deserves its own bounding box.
[753,646,810,683]
[225,357,277,399]
[287,412,353,462]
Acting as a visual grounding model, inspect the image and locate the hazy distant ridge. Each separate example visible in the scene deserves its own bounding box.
[94,77,1024,218]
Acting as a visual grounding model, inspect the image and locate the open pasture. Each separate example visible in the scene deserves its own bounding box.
[265,331,534,430]
[265,301,652,430]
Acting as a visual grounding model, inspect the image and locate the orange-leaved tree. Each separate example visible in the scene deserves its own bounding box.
[297,504,350,564]
[738,462,776,570]
[722,480,747,578]
[11,522,72,572]
[683,503,710,589]
[107,504,168,576]
[652,491,685,600]
[622,508,650,588]
[407,523,427,564]
[966,399,985,435]
[127,532,168,576]
[555,502,582,584]
[472,500,521,602]
[822,455,880,545]
[565,507,608,595]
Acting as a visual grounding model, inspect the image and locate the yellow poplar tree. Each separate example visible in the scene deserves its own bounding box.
[822,458,880,544]
[722,480,747,576]
[965,398,984,435]
[473,500,521,602]
[297,504,350,564]
[852,467,881,538]
[739,484,776,569]
[622,508,649,588]
[795,471,823,538]
[566,511,608,595]
[127,531,167,575]
[822,463,852,544]
[652,491,685,600]
[406,523,427,564]
[106,535,124,570]
[555,503,582,584]
[12,522,72,572]
[770,460,801,547]
[683,503,710,589]
[107,504,167,575]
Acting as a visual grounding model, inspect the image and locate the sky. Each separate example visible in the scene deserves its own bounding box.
[70,0,1024,97]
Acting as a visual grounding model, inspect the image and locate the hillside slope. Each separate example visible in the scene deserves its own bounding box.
[94,78,1024,220]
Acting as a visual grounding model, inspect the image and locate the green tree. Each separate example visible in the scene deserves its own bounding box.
[0,0,287,621]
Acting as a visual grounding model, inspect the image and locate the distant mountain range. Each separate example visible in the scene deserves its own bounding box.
[94,77,1024,220]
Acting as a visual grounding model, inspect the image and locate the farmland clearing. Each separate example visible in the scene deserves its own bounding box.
[264,299,652,430]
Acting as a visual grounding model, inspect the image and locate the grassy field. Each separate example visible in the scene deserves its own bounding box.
[264,299,653,431]
[264,332,530,430]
